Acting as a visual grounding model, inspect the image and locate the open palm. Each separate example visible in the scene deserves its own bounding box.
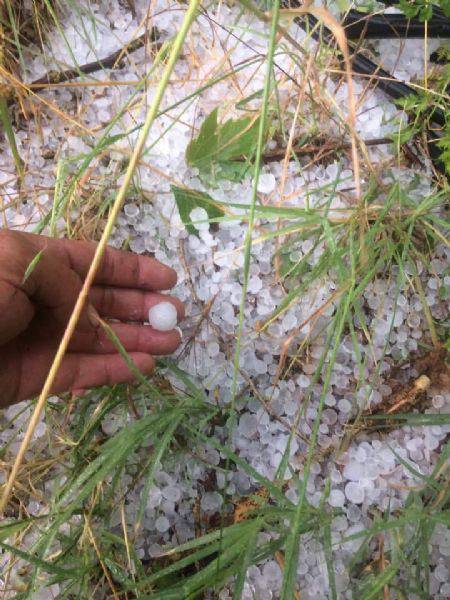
[0,230,183,407]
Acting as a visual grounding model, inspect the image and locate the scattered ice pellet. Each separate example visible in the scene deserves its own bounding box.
[155,516,170,533]
[343,461,365,481]
[189,207,209,231]
[239,413,259,438]
[328,489,345,507]
[344,482,365,504]
[201,492,223,512]
[148,301,178,331]
[256,173,276,194]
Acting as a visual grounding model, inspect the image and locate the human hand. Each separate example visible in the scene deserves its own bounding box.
[0,230,183,407]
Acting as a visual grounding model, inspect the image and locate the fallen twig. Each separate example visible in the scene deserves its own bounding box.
[29,28,161,87]
[263,136,392,163]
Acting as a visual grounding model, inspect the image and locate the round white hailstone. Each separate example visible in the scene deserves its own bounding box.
[432,395,445,409]
[239,413,259,438]
[344,482,364,504]
[256,173,276,194]
[155,515,170,533]
[148,543,163,558]
[262,560,282,582]
[148,301,178,331]
[434,564,449,583]
[162,485,181,503]
[206,341,220,357]
[201,491,223,512]
[189,207,209,231]
[124,203,139,218]
[322,409,337,425]
[343,460,365,481]
[297,374,310,388]
[248,276,262,294]
[328,489,345,508]
[338,398,352,413]
[298,561,309,576]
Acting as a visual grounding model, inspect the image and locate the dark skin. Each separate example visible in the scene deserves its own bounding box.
[0,229,184,408]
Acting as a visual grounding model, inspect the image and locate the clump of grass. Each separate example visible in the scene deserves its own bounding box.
[0,1,57,180]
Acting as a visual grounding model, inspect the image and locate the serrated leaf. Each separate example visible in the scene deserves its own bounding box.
[185,108,260,183]
[0,519,32,541]
[218,115,259,160]
[185,107,219,174]
[171,185,224,236]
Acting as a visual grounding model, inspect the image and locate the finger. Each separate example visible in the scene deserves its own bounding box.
[53,352,155,394]
[69,323,182,355]
[18,232,177,290]
[89,287,184,322]
[0,280,35,344]
[0,340,154,407]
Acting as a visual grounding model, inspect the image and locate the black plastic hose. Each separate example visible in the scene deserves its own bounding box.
[342,10,450,39]
[281,1,447,175]
[298,13,446,128]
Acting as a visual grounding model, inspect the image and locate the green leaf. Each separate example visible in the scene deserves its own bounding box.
[0,519,33,541]
[356,562,399,600]
[22,250,44,284]
[171,185,224,236]
[218,114,260,161]
[185,108,260,183]
[185,107,219,174]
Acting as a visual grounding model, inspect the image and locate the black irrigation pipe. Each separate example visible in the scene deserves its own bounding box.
[342,10,450,39]
[283,1,448,176]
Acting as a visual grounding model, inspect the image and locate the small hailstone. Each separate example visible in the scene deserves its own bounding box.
[296,374,310,388]
[206,341,220,357]
[201,491,223,512]
[248,276,262,294]
[124,203,139,218]
[189,207,209,231]
[338,399,352,413]
[343,461,365,481]
[162,485,181,503]
[328,489,345,507]
[344,482,364,504]
[256,173,276,194]
[432,395,445,409]
[148,301,178,331]
[155,515,170,533]
[239,413,259,438]
[434,564,449,583]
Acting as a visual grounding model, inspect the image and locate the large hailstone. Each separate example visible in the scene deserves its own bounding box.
[148,301,178,331]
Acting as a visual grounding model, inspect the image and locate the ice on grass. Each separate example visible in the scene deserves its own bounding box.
[148,301,178,331]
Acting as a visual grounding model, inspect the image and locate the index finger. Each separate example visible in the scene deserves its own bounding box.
[20,232,177,291]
